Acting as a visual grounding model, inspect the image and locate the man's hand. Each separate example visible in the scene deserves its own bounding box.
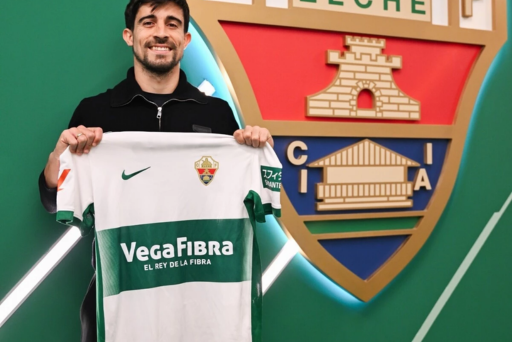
[234,125,274,148]
[44,126,103,188]
[55,126,103,156]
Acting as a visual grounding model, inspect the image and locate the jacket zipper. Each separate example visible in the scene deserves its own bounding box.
[118,95,204,131]
[125,95,202,131]
[156,107,163,130]
[155,99,176,131]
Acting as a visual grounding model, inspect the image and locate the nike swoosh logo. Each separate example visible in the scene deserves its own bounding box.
[122,167,151,180]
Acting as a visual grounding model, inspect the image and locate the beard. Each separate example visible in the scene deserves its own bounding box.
[133,39,181,76]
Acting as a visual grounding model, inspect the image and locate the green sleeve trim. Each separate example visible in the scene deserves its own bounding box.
[56,210,76,225]
[82,204,95,235]
[56,211,85,234]
[263,203,281,217]
[244,191,281,227]
[56,204,95,236]
[244,190,266,225]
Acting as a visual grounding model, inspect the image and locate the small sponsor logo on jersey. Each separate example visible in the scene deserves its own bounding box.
[122,167,151,180]
[261,166,282,192]
[195,156,219,186]
[57,169,71,192]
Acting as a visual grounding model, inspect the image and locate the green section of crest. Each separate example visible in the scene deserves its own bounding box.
[305,217,420,234]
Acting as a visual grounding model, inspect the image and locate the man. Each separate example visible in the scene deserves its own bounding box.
[39,0,273,340]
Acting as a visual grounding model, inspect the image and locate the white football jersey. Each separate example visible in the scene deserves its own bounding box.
[56,132,282,342]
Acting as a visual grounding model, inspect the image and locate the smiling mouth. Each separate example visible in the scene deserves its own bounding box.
[150,46,172,52]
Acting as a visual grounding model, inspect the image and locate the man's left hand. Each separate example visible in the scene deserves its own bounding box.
[234,125,274,148]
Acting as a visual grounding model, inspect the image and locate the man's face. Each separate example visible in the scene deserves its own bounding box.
[123,2,191,75]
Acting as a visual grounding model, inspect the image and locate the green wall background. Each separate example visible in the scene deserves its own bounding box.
[0,1,511,341]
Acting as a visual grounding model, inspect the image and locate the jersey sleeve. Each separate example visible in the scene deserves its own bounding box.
[244,144,282,224]
[56,148,95,236]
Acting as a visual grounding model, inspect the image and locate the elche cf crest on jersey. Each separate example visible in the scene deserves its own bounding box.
[56,132,282,342]
[188,0,507,301]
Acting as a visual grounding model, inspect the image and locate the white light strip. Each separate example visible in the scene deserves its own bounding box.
[412,192,512,342]
[0,227,81,328]
[262,239,299,295]
[198,80,216,96]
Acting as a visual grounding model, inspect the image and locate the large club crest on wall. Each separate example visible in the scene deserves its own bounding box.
[189,0,507,301]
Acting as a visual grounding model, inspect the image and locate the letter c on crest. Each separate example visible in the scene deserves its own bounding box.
[287,141,308,166]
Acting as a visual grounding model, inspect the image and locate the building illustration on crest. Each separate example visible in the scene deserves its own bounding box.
[307,36,420,120]
[308,140,420,210]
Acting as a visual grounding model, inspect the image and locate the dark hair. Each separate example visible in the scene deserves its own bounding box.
[125,0,190,33]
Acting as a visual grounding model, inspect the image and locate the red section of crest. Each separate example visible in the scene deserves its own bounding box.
[221,22,481,125]
[197,169,217,175]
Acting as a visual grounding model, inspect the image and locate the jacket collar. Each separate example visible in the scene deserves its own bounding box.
[111,67,208,107]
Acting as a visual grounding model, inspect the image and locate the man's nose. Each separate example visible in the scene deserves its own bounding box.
[153,23,168,39]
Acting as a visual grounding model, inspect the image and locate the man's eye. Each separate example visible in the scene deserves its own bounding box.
[143,21,154,26]
[168,23,178,28]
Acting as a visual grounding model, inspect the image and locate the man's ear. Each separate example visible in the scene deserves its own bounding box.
[183,32,192,50]
[123,28,134,47]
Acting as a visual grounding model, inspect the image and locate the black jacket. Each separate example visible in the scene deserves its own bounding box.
[39,68,239,213]
[38,68,240,342]
[68,68,239,133]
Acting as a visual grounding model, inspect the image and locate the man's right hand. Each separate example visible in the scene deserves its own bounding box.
[44,126,103,188]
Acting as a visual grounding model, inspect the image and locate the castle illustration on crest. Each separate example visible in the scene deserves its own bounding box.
[307,36,420,120]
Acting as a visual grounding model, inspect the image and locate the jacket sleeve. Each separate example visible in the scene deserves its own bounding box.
[220,100,240,135]
[38,100,87,213]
